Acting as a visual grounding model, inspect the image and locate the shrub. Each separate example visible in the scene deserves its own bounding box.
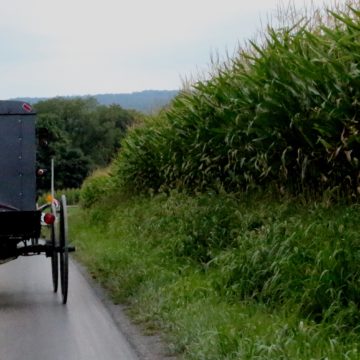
[80,169,114,208]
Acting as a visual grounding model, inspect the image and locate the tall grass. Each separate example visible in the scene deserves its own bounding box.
[72,190,360,359]
[113,2,360,197]
[38,188,80,205]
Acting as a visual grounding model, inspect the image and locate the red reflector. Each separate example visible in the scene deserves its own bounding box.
[22,103,32,112]
[44,213,55,225]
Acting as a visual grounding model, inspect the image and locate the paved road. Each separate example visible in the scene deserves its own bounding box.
[0,256,139,360]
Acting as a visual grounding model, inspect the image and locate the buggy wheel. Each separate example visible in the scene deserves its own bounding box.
[59,195,69,304]
[51,221,59,293]
[50,202,59,292]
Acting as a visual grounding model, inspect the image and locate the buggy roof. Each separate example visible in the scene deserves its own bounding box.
[0,101,36,115]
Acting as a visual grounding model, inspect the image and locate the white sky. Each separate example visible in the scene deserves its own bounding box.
[0,0,338,98]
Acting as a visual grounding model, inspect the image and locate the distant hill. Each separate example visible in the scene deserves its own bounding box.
[13,90,179,113]
[94,90,179,112]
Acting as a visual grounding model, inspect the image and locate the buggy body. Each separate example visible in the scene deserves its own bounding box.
[0,100,73,303]
[0,101,40,260]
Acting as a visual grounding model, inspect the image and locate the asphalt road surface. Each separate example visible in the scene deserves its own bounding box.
[0,256,139,360]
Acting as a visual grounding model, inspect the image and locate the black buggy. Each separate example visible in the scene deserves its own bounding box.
[0,100,74,304]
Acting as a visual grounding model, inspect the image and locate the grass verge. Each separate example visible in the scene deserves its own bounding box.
[70,191,360,359]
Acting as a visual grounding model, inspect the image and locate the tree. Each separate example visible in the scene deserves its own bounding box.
[34,97,137,191]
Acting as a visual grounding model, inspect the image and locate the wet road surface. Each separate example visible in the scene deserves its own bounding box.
[0,256,139,360]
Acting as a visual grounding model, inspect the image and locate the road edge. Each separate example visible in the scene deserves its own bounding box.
[70,258,177,360]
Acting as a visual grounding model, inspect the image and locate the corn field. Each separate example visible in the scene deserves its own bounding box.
[114,2,360,197]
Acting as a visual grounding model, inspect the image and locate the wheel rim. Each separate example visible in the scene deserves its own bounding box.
[51,202,58,293]
[59,195,69,304]
[51,222,58,293]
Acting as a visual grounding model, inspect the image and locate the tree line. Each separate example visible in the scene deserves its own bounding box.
[35,97,139,192]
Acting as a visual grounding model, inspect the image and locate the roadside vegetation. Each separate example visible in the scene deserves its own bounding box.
[35,97,141,192]
[70,2,360,359]
[71,192,360,359]
[114,2,360,197]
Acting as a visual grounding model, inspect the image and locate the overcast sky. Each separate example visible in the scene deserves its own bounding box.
[1,0,338,98]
